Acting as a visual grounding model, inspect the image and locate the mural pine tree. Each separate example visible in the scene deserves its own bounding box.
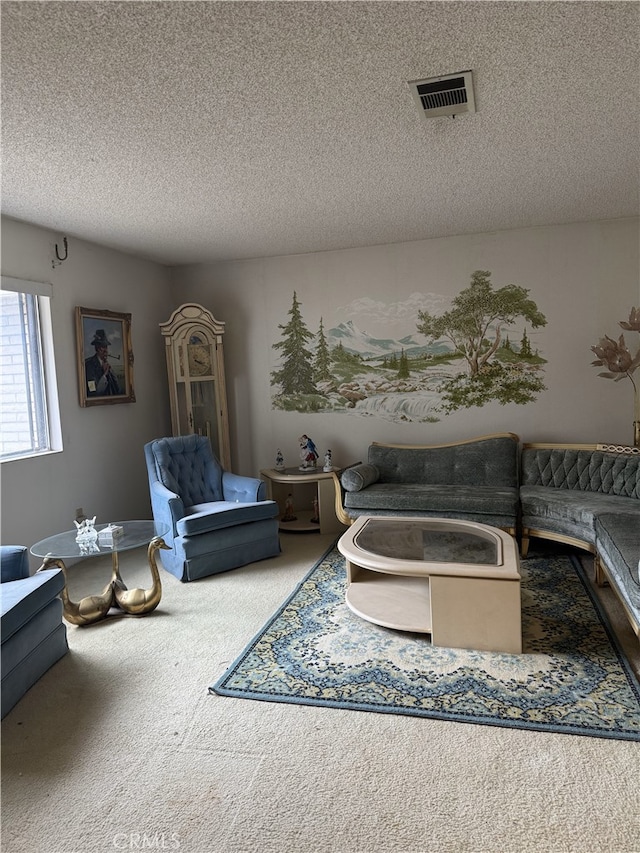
[314,318,333,383]
[520,328,532,357]
[397,349,410,379]
[271,291,316,395]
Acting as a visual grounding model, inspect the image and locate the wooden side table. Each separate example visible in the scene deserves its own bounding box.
[260,467,348,535]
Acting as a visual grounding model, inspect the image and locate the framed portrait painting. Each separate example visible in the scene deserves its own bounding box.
[75,307,135,406]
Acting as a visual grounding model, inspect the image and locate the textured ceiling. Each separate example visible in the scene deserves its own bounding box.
[1,1,639,266]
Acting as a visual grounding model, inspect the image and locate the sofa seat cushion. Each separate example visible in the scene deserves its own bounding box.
[596,513,640,610]
[177,500,278,537]
[1,569,65,644]
[520,486,640,545]
[343,483,519,517]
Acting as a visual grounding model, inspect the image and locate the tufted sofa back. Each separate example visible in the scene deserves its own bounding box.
[521,446,640,499]
[149,435,224,504]
[368,434,519,487]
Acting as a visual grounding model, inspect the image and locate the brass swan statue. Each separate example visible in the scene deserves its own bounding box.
[112,536,169,615]
[39,558,114,626]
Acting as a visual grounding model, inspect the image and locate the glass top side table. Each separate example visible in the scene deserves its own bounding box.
[31,520,170,626]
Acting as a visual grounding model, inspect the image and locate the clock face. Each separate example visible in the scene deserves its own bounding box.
[187,343,212,376]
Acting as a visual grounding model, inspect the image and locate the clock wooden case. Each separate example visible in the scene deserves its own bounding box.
[160,303,231,469]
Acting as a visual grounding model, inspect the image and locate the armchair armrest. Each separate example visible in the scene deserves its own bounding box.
[149,479,186,535]
[222,471,266,503]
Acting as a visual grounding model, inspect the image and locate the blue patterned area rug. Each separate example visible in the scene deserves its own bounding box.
[210,545,640,740]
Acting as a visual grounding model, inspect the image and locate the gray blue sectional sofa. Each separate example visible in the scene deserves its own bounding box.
[520,443,640,636]
[336,433,520,533]
[334,436,640,636]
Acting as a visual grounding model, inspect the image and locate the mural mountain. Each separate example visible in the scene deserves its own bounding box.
[327,321,449,361]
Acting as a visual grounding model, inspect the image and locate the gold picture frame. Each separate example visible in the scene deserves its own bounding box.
[75,306,135,406]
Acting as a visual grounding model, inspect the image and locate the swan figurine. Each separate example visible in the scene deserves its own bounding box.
[39,557,114,626]
[113,536,169,615]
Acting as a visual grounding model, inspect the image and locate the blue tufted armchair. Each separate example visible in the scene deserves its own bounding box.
[144,436,280,582]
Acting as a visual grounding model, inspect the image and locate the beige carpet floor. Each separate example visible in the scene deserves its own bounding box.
[2,533,639,853]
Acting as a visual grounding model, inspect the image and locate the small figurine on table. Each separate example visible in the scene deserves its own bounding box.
[323,449,333,472]
[298,434,319,470]
[74,516,97,544]
[275,448,285,471]
[282,494,297,522]
[74,516,99,553]
[310,497,320,524]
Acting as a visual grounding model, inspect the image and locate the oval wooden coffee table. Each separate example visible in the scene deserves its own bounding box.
[337,516,522,654]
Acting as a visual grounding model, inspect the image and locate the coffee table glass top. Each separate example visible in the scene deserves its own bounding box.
[353,518,499,566]
[31,520,169,559]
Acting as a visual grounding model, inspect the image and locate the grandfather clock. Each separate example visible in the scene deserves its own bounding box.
[160,303,231,469]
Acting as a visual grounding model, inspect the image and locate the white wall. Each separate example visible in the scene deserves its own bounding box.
[3,215,638,552]
[172,218,640,477]
[1,217,174,554]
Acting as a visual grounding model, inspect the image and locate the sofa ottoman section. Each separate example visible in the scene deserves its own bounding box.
[1,553,69,718]
[595,513,640,636]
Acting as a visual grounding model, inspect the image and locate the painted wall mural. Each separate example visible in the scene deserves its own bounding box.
[270,270,547,422]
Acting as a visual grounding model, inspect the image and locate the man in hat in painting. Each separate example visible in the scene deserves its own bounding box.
[84,329,121,396]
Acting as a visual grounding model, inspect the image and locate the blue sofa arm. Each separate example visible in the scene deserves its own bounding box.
[222,471,266,503]
[1,546,30,584]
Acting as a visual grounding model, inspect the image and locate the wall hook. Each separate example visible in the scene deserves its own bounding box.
[52,236,68,268]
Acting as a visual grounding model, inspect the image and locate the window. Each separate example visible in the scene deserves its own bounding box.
[0,277,62,461]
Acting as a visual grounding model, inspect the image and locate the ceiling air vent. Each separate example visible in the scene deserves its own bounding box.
[408,70,476,118]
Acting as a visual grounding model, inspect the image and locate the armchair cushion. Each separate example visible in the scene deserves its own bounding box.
[178,501,278,536]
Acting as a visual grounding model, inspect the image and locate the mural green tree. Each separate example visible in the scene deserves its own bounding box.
[271,291,316,395]
[397,349,410,379]
[417,270,547,376]
[417,270,547,411]
[313,318,333,383]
